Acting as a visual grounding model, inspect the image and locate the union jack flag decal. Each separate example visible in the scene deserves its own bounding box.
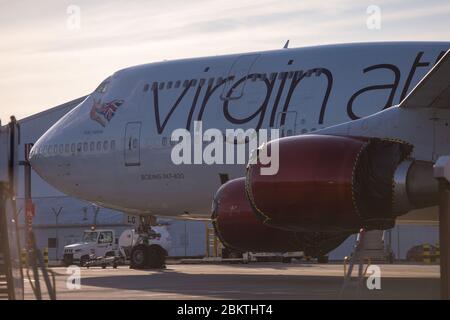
[90,99,124,127]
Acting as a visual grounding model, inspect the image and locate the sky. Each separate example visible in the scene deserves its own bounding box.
[1,0,450,124]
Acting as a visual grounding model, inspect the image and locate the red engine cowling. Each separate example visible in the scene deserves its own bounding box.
[246,135,413,232]
[212,177,350,255]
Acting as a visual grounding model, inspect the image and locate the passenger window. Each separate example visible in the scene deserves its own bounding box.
[97,141,102,151]
[183,80,189,88]
[83,142,88,152]
[167,81,173,89]
[77,143,82,152]
[270,73,277,81]
[71,143,76,153]
[103,141,109,151]
[208,78,214,86]
[90,142,95,151]
[159,82,165,90]
[152,82,158,90]
[65,144,70,153]
[199,79,205,86]
[59,144,64,154]
[191,79,197,87]
[175,81,181,88]
[111,140,116,150]
[162,137,167,146]
[54,145,58,154]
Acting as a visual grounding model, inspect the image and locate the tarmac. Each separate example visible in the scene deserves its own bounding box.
[23,262,440,300]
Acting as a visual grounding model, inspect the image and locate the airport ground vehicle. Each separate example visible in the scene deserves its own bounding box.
[63,227,171,268]
[63,229,118,267]
[406,244,439,262]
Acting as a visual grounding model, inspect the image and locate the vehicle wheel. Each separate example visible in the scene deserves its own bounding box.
[101,264,107,269]
[130,244,148,269]
[80,255,90,267]
[63,255,74,267]
[147,245,166,269]
[317,256,329,264]
[282,257,292,263]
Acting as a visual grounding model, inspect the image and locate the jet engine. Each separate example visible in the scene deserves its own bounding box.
[246,135,438,233]
[212,177,351,257]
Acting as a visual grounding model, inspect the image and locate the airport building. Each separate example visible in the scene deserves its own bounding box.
[1,98,440,261]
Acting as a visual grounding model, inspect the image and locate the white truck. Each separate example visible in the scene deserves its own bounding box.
[63,227,171,268]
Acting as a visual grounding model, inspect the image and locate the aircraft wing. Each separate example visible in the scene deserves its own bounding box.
[400,49,450,109]
[395,50,450,225]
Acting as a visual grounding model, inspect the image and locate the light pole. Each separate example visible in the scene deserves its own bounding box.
[82,207,88,222]
[51,207,63,261]
[92,205,100,229]
[433,156,450,300]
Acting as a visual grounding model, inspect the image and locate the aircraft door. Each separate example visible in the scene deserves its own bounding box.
[221,54,260,100]
[276,111,298,137]
[124,122,141,166]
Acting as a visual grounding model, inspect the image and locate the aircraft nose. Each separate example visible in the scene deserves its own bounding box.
[29,128,78,198]
[29,137,52,182]
[28,95,102,201]
[28,143,37,168]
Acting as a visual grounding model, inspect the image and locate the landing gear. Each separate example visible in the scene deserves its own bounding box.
[147,245,166,269]
[129,216,167,270]
[130,244,148,269]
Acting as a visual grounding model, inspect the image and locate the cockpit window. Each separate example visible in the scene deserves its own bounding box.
[94,77,111,94]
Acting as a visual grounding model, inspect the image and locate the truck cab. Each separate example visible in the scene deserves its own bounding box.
[63,229,118,266]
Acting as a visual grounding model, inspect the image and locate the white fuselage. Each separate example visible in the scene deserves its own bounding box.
[30,42,450,218]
